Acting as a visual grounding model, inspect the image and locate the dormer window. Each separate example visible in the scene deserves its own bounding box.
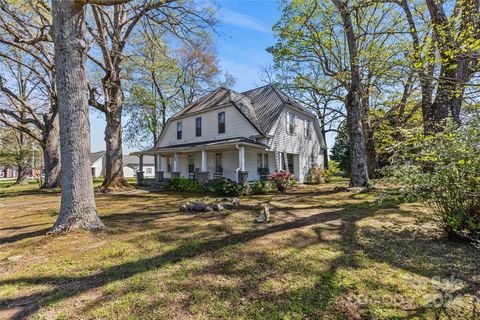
[195,117,202,137]
[305,119,312,138]
[287,112,296,134]
[218,111,225,134]
[177,122,182,140]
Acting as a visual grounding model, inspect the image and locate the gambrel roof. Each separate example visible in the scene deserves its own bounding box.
[169,85,316,135]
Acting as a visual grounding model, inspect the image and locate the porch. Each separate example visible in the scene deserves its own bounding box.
[136,138,274,186]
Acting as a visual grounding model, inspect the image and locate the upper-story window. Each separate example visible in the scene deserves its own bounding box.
[304,119,312,138]
[287,112,296,134]
[195,117,202,137]
[218,111,225,134]
[176,122,182,140]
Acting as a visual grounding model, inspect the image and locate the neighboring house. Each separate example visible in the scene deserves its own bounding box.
[90,151,155,178]
[138,85,327,183]
[0,166,18,178]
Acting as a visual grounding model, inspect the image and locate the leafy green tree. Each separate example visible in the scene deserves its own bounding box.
[0,126,39,185]
[270,0,407,185]
[123,22,234,150]
[330,124,349,176]
[384,118,480,244]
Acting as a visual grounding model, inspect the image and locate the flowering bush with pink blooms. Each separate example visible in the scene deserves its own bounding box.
[269,170,296,192]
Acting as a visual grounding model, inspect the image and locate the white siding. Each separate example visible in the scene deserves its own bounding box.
[268,106,325,182]
[91,158,104,178]
[123,165,155,178]
[156,105,259,148]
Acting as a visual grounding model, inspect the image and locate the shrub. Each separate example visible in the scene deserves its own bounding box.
[169,178,207,192]
[269,170,296,192]
[325,161,340,182]
[306,167,326,184]
[208,178,244,196]
[383,119,480,243]
[250,180,275,195]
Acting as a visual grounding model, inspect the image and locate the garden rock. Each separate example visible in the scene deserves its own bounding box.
[180,200,226,213]
[232,198,240,206]
[213,204,224,211]
[256,205,270,223]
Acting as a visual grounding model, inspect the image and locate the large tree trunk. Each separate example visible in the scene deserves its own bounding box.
[41,114,61,188]
[14,163,29,185]
[51,0,103,232]
[347,90,369,187]
[101,107,130,190]
[333,0,369,188]
[361,96,377,178]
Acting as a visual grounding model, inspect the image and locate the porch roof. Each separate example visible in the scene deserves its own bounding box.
[137,137,268,155]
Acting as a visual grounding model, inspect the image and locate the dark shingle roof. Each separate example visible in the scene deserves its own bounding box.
[90,151,105,165]
[168,85,315,135]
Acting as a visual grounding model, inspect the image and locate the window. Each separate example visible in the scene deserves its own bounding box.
[218,112,225,134]
[310,154,315,168]
[146,168,152,174]
[195,117,202,137]
[177,122,182,140]
[257,153,269,169]
[166,157,172,173]
[257,153,263,169]
[287,112,296,134]
[305,120,312,138]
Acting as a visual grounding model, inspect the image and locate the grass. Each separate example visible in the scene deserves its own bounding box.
[0,181,479,319]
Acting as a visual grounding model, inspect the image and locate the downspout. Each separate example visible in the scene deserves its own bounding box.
[235,144,241,183]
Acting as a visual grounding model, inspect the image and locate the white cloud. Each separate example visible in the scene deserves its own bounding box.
[219,8,271,33]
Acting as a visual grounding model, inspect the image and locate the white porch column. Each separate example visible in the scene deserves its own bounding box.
[239,146,245,171]
[137,155,144,185]
[198,150,209,184]
[201,150,207,172]
[173,153,178,172]
[237,146,248,186]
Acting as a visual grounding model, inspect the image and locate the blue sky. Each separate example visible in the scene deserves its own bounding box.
[89,1,335,154]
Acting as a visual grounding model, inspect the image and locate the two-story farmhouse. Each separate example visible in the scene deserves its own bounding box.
[138,85,326,184]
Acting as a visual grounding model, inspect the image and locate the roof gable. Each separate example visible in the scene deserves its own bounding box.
[90,151,105,165]
[166,85,316,137]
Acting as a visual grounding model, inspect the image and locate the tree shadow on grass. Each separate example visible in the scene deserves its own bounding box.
[0,228,51,245]
[1,189,479,319]
[0,207,366,318]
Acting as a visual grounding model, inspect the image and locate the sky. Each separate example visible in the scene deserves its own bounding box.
[89,0,336,154]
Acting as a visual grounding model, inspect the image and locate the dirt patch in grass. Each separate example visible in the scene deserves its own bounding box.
[0,182,479,319]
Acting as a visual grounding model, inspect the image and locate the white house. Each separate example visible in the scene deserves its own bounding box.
[138,85,326,184]
[90,151,155,178]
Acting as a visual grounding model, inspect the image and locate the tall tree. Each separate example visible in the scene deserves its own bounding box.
[0,0,61,188]
[50,0,112,232]
[86,1,215,190]
[0,126,36,185]
[390,0,480,132]
[124,21,233,149]
[331,0,369,186]
[425,0,480,127]
[270,0,403,185]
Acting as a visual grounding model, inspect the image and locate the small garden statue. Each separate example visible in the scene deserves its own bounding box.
[256,205,270,223]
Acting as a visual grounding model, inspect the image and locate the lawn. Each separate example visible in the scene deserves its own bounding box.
[0,181,478,319]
